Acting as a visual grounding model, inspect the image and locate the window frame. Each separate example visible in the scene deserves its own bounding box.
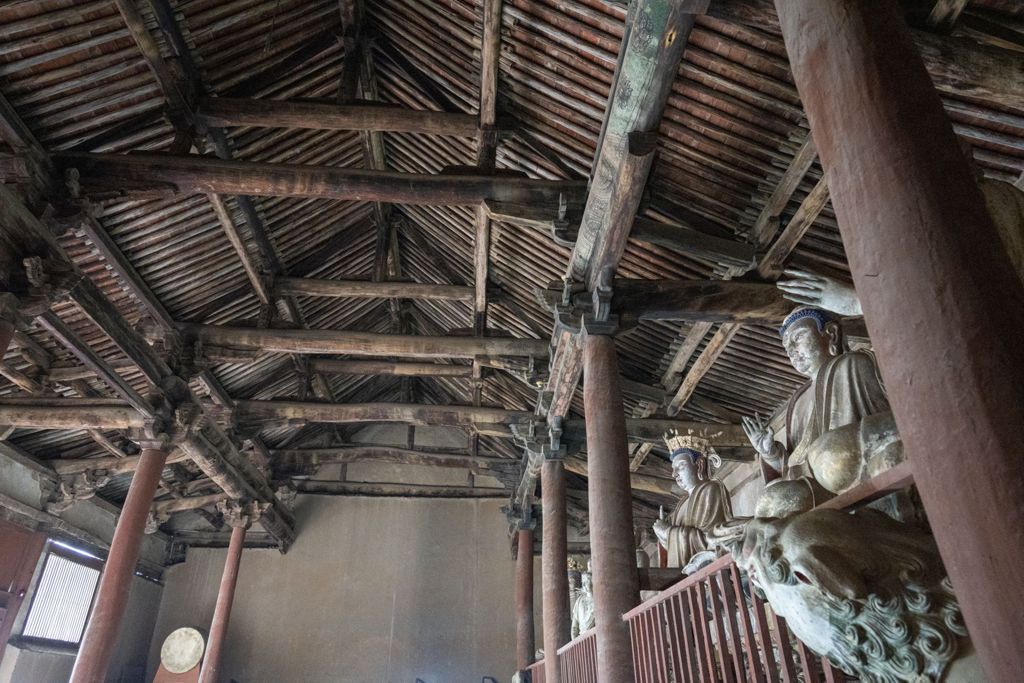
[16,541,104,650]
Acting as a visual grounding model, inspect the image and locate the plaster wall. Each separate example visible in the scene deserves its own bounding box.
[149,496,531,683]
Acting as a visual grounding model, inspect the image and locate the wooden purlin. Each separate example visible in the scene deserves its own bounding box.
[516,0,699,507]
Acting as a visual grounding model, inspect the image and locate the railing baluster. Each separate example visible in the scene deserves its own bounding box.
[796,639,822,683]
[728,564,767,683]
[693,583,719,682]
[768,610,799,683]
[643,609,658,683]
[715,569,747,682]
[653,602,670,683]
[663,593,688,682]
[629,618,642,683]
[751,594,780,683]
[821,656,843,683]
[705,571,738,683]
[677,591,700,683]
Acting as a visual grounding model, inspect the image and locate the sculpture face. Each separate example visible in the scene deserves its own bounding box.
[738,509,966,682]
[781,317,834,377]
[671,454,701,492]
[581,573,592,593]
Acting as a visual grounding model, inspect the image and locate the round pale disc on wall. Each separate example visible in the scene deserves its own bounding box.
[160,627,206,674]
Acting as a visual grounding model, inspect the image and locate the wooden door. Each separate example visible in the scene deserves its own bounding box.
[0,518,46,667]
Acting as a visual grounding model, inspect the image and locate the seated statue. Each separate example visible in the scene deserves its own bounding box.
[652,430,741,570]
[738,508,981,682]
[742,306,901,518]
[570,568,594,638]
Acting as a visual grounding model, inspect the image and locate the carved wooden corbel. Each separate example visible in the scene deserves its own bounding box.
[45,470,112,515]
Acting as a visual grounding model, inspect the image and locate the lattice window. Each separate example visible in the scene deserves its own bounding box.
[20,544,102,646]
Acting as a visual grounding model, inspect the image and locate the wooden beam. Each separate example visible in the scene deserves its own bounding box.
[177,323,549,359]
[197,97,482,136]
[152,493,229,516]
[207,194,272,305]
[540,279,793,325]
[0,398,146,430]
[293,481,507,497]
[756,175,831,278]
[274,276,474,302]
[473,0,506,331]
[926,0,970,31]
[50,450,190,476]
[564,456,676,496]
[749,134,818,247]
[112,0,192,124]
[35,312,152,414]
[54,152,586,207]
[631,217,755,269]
[568,3,696,287]
[666,323,741,414]
[233,400,532,430]
[307,359,473,377]
[271,446,509,472]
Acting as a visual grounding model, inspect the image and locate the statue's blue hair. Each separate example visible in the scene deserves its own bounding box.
[779,307,836,337]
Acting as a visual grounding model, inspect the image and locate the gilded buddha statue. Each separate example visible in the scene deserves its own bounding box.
[742,303,903,518]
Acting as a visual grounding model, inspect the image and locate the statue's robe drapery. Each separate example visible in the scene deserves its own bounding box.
[571,591,594,638]
[776,349,890,480]
[662,480,734,568]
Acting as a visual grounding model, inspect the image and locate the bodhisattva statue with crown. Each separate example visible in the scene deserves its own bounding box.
[741,301,904,518]
[651,430,741,572]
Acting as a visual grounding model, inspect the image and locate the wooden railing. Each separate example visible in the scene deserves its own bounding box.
[622,553,846,683]
[525,659,545,683]
[557,628,598,683]
[525,463,914,682]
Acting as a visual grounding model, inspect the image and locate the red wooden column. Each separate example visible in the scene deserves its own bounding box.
[541,456,570,683]
[773,1,1024,680]
[582,332,639,682]
[515,523,536,672]
[199,501,255,683]
[71,447,169,683]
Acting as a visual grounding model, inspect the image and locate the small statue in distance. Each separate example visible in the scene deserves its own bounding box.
[652,430,741,572]
[570,565,595,639]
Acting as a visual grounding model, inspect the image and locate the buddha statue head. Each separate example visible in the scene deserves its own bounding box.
[665,430,721,494]
[779,307,843,378]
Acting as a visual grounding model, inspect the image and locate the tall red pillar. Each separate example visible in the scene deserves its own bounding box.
[70,447,169,683]
[199,501,255,683]
[582,332,639,682]
[773,1,1024,680]
[541,457,570,683]
[515,524,536,672]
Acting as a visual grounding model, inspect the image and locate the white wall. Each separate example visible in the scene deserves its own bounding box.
[149,496,526,683]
